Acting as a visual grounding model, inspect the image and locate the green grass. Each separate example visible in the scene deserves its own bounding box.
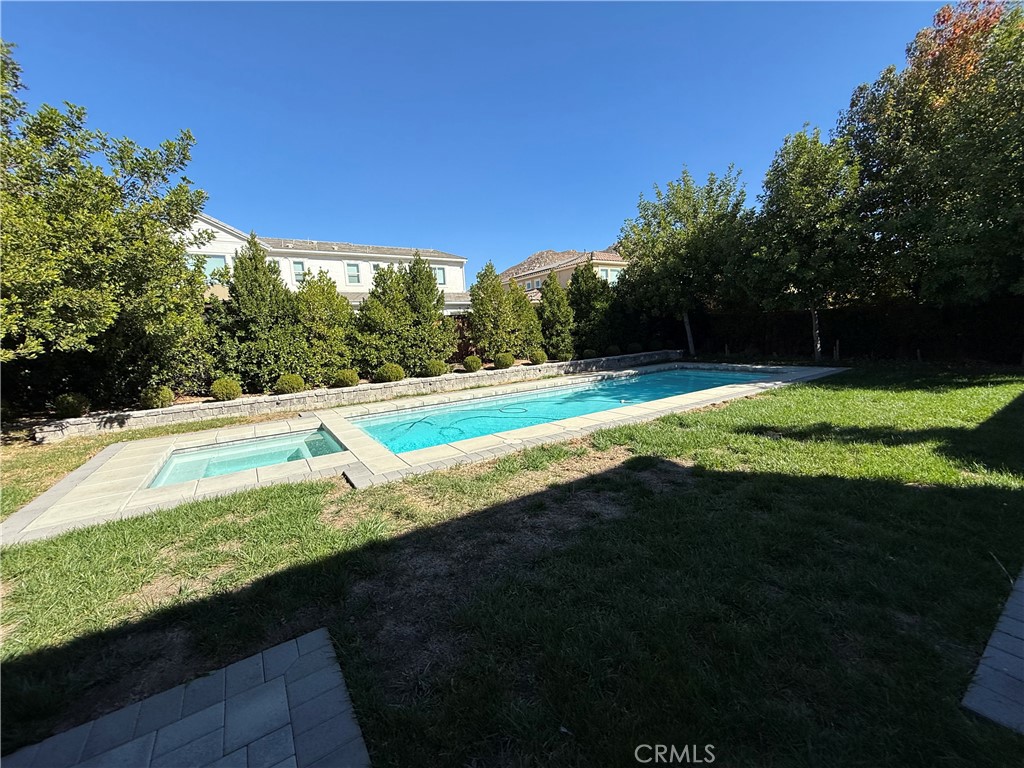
[0,411,300,521]
[2,366,1023,765]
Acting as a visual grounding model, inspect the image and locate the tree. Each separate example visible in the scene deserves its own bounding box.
[566,262,613,354]
[403,253,457,373]
[0,42,210,403]
[753,128,860,361]
[537,272,575,359]
[617,167,752,355]
[469,262,516,359]
[507,282,543,356]
[295,270,354,386]
[217,234,303,391]
[356,265,414,373]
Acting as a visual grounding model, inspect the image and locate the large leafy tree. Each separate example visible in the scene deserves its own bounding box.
[507,282,543,356]
[617,167,752,355]
[469,262,516,359]
[537,272,575,360]
[753,128,860,361]
[356,265,414,373]
[1,42,210,403]
[215,234,303,391]
[404,253,457,373]
[295,270,354,386]
[566,263,613,354]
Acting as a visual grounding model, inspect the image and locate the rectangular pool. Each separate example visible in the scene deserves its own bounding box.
[355,368,766,453]
[150,428,344,488]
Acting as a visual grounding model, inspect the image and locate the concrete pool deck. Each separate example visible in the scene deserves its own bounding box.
[1,363,843,544]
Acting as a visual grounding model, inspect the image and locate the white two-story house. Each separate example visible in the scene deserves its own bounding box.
[189,213,471,315]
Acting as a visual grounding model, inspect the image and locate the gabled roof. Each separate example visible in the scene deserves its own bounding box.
[499,249,625,280]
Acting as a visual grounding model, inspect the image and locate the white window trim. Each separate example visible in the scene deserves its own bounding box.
[346,263,361,285]
[432,266,447,285]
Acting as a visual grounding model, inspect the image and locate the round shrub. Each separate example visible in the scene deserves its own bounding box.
[420,360,450,378]
[140,385,175,410]
[210,377,243,401]
[274,374,305,394]
[626,342,644,354]
[54,392,90,419]
[605,345,622,357]
[373,363,406,383]
[331,369,360,388]
[462,355,483,373]
[555,351,574,362]
[528,348,548,365]
[582,349,598,359]
[492,352,515,370]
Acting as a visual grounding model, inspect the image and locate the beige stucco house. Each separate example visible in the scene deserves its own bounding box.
[499,248,626,301]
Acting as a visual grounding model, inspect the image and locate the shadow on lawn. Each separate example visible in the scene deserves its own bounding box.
[738,390,1024,476]
[3,450,1024,766]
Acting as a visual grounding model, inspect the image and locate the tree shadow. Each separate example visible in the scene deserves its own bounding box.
[2,457,1023,766]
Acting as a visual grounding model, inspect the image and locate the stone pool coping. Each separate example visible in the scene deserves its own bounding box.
[1,363,844,545]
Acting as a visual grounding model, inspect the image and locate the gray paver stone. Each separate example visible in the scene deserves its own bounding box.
[151,728,224,768]
[183,669,226,717]
[306,736,371,768]
[263,640,300,680]
[76,732,156,768]
[292,713,362,768]
[0,742,38,768]
[290,686,353,736]
[296,629,331,656]
[286,665,344,710]
[206,746,248,768]
[963,684,1024,731]
[268,757,299,768]
[247,724,295,768]
[32,720,92,768]
[284,646,334,684]
[225,652,265,697]
[134,683,186,736]
[80,701,141,760]
[153,700,225,756]
[223,677,290,754]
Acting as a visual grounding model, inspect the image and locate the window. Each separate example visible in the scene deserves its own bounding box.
[599,268,609,281]
[347,263,361,285]
[372,263,382,273]
[293,260,306,285]
[608,268,621,285]
[431,266,446,285]
[202,254,226,284]
[525,280,533,290]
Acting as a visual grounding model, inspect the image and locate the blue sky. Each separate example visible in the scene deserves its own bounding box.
[6,2,938,275]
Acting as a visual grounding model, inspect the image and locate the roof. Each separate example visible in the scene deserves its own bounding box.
[343,291,471,305]
[259,236,465,262]
[499,249,625,281]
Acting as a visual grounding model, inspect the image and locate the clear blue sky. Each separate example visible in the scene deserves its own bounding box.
[6,2,938,275]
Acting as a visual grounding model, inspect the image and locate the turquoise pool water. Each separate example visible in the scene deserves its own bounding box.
[150,428,344,488]
[356,368,766,453]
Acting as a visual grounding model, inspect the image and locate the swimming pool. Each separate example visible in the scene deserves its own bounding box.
[355,368,766,453]
[150,427,345,487]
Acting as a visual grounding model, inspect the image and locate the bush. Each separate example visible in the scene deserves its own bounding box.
[582,349,598,359]
[274,374,306,394]
[605,345,621,356]
[373,363,406,383]
[528,348,548,365]
[555,351,574,362]
[54,392,90,419]
[210,377,243,401]
[420,360,450,378]
[493,352,515,369]
[626,342,644,354]
[140,385,175,410]
[462,355,483,373]
[331,369,360,388]
[0,399,14,424]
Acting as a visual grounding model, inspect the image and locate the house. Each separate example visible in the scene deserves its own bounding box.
[499,248,626,301]
[188,213,471,315]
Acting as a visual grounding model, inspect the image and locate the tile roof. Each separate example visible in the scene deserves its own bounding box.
[260,236,466,262]
[499,249,625,280]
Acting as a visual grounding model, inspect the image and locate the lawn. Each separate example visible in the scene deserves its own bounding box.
[2,366,1022,766]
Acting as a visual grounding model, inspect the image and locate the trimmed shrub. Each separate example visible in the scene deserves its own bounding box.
[555,351,574,362]
[210,377,243,401]
[140,385,175,410]
[462,355,483,373]
[582,349,598,359]
[373,363,406,383]
[0,399,14,424]
[605,344,622,356]
[54,392,90,419]
[626,342,644,354]
[528,348,548,365]
[274,374,306,394]
[331,369,360,388]
[420,360,450,378]
[493,352,515,369]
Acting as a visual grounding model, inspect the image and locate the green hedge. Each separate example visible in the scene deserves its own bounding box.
[331,369,360,387]
[274,374,305,394]
[53,393,90,419]
[373,363,405,383]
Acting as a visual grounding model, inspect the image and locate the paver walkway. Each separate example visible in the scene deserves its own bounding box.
[962,572,1024,734]
[3,629,370,768]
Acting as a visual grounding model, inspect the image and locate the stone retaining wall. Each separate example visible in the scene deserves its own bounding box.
[32,351,684,443]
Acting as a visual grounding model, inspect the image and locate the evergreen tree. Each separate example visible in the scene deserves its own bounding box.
[403,253,457,373]
[537,272,575,360]
[219,234,303,391]
[295,270,354,386]
[356,265,413,373]
[507,283,543,356]
[469,261,516,359]
[566,263,613,354]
